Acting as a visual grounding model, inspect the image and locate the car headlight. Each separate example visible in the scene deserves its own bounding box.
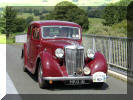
[83,67,91,75]
[55,48,64,58]
[87,49,95,59]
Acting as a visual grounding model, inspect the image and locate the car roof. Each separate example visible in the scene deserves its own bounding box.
[30,20,81,27]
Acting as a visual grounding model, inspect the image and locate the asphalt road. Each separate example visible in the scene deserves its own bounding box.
[6,45,128,94]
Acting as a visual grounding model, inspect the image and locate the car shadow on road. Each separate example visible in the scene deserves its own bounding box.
[47,82,109,91]
[25,70,38,82]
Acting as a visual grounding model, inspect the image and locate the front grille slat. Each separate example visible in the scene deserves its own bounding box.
[65,45,84,76]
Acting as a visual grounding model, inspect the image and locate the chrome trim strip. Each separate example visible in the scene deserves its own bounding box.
[43,76,92,81]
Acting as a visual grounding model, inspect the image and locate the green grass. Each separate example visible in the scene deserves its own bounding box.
[88,18,104,29]
[84,18,127,37]
[6,32,24,44]
[18,13,40,20]
[0,34,6,44]
[17,13,34,19]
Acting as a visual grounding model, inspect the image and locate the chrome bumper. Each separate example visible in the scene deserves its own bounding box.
[43,76,92,81]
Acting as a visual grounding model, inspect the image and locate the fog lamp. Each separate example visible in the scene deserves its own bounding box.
[83,67,91,75]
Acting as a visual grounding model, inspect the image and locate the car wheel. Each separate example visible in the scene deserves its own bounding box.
[23,64,27,72]
[38,61,49,89]
[93,82,104,88]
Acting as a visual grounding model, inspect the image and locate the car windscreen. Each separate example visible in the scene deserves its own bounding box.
[41,26,80,39]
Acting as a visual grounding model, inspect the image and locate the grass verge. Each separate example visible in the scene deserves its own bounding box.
[0,34,6,44]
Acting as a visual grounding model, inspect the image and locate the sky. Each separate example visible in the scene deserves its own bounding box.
[0,0,121,7]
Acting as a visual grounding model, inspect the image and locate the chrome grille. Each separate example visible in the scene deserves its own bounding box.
[65,45,84,76]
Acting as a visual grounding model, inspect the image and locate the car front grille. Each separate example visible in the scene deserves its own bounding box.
[65,45,84,76]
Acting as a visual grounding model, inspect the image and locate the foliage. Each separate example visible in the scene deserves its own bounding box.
[103,0,132,25]
[0,34,6,44]
[127,1,133,38]
[127,1,133,20]
[25,16,33,26]
[0,11,6,34]
[4,6,17,37]
[2,6,28,38]
[6,33,15,44]
[15,18,26,32]
[87,6,105,18]
[85,18,126,37]
[33,9,42,16]
[45,1,89,31]
[40,15,45,20]
[14,7,49,14]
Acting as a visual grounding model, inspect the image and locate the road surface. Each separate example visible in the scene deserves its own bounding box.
[6,45,128,94]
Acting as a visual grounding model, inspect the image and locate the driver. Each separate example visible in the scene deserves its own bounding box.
[60,27,68,37]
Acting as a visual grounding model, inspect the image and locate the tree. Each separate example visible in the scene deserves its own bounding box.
[127,1,133,21]
[45,1,89,30]
[4,6,17,37]
[127,1,133,38]
[87,6,105,18]
[0,10,6,34]
[34,9,41,16]
[15,18,26,32]
[40,15,45,20]
[26,16,33,26]
[103,0,131,25]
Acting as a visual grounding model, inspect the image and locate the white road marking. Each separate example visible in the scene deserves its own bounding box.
[0,44,6,100]
[6,73,22,100]
[6,73,18,94]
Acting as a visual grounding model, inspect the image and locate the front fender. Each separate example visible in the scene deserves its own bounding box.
[40,51,65,77]
[86,52,108,75]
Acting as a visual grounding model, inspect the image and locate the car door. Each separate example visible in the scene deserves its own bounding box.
[30,25,41,69]
[27,25,33,69]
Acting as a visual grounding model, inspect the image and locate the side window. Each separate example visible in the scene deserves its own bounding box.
[27,25,32,35]
[33,26,40,40]
[30,26,32,35]
[27,25,32,39]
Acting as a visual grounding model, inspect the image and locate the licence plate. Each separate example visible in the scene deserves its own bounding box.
[93,72,106,82]
[69,80,85,85]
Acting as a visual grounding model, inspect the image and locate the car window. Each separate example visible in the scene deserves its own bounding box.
[42,26,80,39]
[33,26,40,40]
[27,25,32,36]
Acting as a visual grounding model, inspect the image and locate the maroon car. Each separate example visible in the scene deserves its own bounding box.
[22,20,108,89]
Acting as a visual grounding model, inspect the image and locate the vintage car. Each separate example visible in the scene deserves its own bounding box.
[21,20,108,89]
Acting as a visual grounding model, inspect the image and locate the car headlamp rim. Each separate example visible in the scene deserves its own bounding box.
[55,48,64,58]
[87,49,95,59]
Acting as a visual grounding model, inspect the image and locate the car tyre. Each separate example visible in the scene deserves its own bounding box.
[38,61,49,89]
[23,64,27,72]
[22,51,27,72]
